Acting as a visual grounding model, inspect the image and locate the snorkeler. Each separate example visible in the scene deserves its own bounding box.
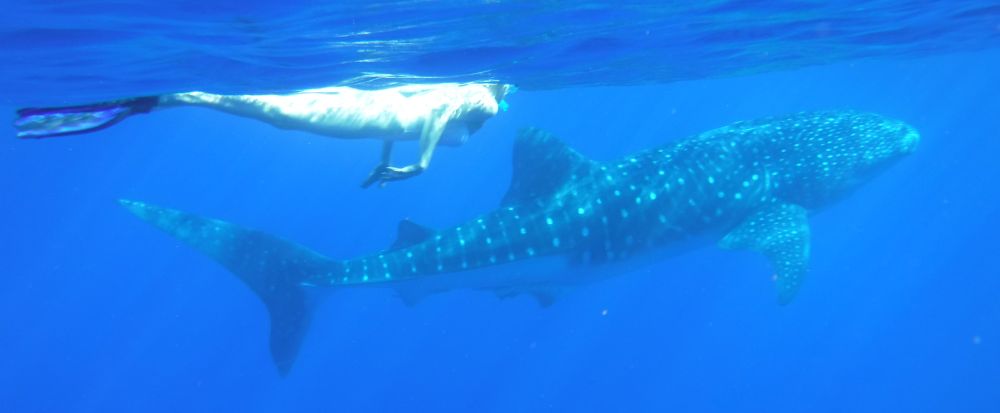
[14,83,514,187]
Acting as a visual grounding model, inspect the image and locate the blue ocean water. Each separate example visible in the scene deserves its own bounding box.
[2,2,1000,412]
[2,1,999,104]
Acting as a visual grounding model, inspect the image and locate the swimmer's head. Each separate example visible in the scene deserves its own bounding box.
[488,83,516,103]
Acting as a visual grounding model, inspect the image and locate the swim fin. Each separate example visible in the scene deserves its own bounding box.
[14,96,159,139]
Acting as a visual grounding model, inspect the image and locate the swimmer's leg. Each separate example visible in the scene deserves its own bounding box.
[14,96,159,139]
[157,91,232,108]
[158,92,348,133]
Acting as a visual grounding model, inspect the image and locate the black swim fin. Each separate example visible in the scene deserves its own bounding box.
[14,96,159,139]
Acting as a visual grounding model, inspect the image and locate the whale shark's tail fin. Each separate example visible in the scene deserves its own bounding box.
[14,96,159,139]
[118,199,337,375]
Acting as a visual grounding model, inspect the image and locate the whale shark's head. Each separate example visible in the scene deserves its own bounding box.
[772,112,919,207]
[852,115,920,172]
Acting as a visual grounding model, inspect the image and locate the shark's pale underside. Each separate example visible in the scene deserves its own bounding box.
[120,111,919,374]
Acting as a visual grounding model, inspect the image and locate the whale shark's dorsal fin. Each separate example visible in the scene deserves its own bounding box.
[719,202,811,305]
[390,219,434,250]
[502,128,595,206]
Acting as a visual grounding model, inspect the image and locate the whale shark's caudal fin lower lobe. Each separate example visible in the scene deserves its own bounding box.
[14,97,159,139]
[118,199,337,375]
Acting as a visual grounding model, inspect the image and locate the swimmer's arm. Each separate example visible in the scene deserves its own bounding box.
[360,141,395,188]
[414,109,448,170]
[360,107,451,187]
[379,139,394,165]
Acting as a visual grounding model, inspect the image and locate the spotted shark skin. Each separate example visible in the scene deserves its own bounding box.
[120,110,919,374]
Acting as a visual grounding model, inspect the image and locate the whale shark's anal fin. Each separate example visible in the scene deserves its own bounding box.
[118,199,338,375]
[529,291,557,308]
[502,128,595,206]
[493,286,560,308]
[719,202,810,304]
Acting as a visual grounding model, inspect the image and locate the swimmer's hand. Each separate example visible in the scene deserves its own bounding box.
[361,163,424,188]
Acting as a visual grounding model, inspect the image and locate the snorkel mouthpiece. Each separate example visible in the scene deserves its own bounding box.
[493,84,517,112]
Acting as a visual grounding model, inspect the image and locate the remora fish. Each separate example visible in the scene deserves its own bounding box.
[120,111,919,374]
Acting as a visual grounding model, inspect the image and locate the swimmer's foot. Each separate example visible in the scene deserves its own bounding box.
[360,164,424,188]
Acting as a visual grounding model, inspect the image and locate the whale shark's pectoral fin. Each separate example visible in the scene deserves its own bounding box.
[719,202,810,305]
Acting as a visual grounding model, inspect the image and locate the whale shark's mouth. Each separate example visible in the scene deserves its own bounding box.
[900,127,921,154]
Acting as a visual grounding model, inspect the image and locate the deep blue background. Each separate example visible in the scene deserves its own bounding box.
[2,50,999,412]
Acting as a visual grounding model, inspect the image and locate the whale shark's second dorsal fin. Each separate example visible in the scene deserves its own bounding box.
[501,128,595,206]
[390,219,434,250]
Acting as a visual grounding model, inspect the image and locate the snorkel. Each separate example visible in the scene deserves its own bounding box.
[489,83,517,112]
[463,83,516,135]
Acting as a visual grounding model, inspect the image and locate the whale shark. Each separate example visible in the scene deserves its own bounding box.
[119,110,919,374]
